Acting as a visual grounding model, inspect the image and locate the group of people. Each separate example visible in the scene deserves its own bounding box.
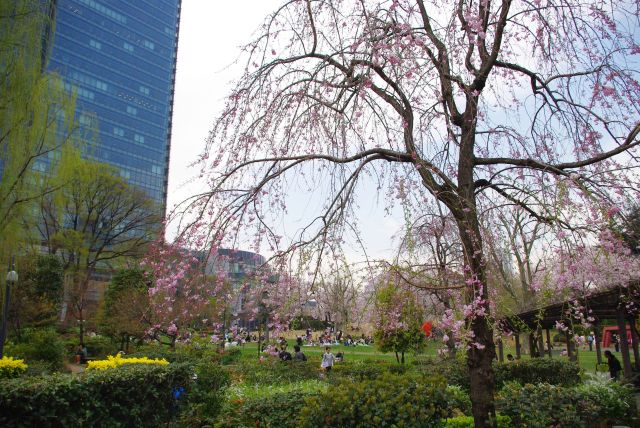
[298,328,373,347]
[273,343,343,373]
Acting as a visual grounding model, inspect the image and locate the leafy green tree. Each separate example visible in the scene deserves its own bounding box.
[100,268,150,352]
[7,254,64,338]
[38,155,161,345]
[0,0,81,257]
[373,280,426,364]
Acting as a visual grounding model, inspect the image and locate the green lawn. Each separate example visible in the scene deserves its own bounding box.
[236,340,613,372]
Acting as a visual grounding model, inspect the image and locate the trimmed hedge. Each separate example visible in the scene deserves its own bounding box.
[299,373,450,427]
[443,415,512,428]
[495,358,581,387]
[0,363,191,427]
[180,362,231,426]
[497,381,636,428]
[427,357,581,390]
[217,390,321,428]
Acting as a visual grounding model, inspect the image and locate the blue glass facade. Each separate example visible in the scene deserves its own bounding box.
[47,0,181,209]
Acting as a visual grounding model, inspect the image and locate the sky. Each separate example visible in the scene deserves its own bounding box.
[168,1,402,262]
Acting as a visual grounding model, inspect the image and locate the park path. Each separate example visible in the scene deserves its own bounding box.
[65,363,85,374]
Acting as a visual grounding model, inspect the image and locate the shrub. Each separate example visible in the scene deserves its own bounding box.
[299,373,450,427]
[443,415,512,428]
[497,380,636,428]
[217,389,321,428]
[445,385,472,416]
[427,357,581,390]
[495,358,581,387]
[83,335,119,358]
[6,328,65,371]
[330,360,386,380]
[86,354,169,370]
[179,362,231,426]
[0,356,27,379]
[0,363,192,427]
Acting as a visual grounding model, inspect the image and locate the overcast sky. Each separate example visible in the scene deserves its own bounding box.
[169,1,401,262]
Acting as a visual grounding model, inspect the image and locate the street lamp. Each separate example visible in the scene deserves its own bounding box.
[0,265,18,358]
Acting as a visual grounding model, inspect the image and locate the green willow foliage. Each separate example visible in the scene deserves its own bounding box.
[0,0,80,254]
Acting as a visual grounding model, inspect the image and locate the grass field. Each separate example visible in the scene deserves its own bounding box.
[234,339,616,372]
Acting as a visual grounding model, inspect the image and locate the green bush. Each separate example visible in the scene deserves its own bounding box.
[6,328,65,371]
[445,385,472,416]
[427,357,581,391]
[83,335,119,359]
[495,358,581,387]
[443,415,512,428]
[0,363,192,427]
[217,390,321,428]
[329,360,390,381]
[299,373,450,427]
[497,381,636,428]
[179,362,231,426]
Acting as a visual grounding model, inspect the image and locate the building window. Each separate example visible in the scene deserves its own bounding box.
[113,127,124,137]
[151,165,162,175]
[139,86,149,96]
[126,106,137,115]
[143,40,155,50]
[96,81,107,91]
[123,42,134,52]
[134,134,144,144]
[89,39,101,50]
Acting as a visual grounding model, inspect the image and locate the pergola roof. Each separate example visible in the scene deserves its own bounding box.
[501,282,640,332]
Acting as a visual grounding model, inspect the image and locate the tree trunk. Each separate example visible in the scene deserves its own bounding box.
[78,307,85,347]
[401,351,405,364]
[455,211,496,428]
[395,351,399,363]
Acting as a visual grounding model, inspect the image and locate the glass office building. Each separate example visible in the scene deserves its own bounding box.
[46,0,181,210]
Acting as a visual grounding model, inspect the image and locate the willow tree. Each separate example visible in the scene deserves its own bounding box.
[179,1,640,425]
[0,0,79,254]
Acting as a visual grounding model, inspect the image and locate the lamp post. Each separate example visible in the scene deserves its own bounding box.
[0,264,18,358]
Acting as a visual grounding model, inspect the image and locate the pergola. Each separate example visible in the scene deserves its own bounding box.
[497,283,640,380]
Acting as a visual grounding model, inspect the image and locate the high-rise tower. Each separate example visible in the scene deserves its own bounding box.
[46,0,181,211]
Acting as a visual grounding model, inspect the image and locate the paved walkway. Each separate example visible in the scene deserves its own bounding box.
[65,363,85,374]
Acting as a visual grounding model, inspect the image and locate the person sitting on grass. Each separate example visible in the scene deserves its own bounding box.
[294,345,307,361]
[279,346,292,361]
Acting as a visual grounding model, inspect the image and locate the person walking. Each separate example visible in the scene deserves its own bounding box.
[321,346,335,372]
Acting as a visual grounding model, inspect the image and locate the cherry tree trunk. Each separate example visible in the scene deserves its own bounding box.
[454,119,497,428]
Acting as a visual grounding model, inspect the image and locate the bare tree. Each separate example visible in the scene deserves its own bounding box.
[179,1,640,425]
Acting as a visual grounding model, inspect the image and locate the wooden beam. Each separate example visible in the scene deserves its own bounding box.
[498,337,504,362]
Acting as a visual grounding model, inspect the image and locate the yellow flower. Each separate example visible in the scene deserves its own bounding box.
[86,355,169,370]
[0,356,28,379]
